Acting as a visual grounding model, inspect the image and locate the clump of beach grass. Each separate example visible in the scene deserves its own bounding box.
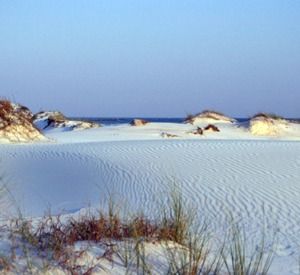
[4,186,275,274]
[222,222,274,275]
[252,112,285,121]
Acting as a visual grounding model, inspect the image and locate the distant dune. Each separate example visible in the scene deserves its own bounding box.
[0,100,45,143]
[184,110,236,124]
[1,101,300,143]
[33,110,100,131]
[249,113,290,136]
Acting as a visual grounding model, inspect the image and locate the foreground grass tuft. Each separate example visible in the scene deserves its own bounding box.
[5,189,275,274]
[222,223,274,275]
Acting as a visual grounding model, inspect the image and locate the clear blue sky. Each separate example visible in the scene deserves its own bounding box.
[0,0,299,117]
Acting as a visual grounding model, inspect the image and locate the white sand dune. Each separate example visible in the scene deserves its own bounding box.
[43,122,300,142]
[1,126,300,273]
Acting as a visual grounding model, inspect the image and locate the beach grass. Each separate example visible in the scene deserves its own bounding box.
[252,112,285,120]
[3,187,275,274]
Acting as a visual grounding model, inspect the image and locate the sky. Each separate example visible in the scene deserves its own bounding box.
[0,0,299,117]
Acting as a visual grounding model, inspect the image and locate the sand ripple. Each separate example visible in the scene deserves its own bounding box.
[0,140,300,262]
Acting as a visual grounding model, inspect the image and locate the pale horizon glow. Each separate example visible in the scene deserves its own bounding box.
[0,0,299,117]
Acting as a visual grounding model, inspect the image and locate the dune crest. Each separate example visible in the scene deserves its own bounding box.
[185,110,236,125]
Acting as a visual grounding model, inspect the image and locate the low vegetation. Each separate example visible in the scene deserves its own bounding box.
[199,110,227,117]
[185,110,236,124]
[185,110,227,122]
[0,188,275,274]
[252,112,285,121]
[0,99,44,142]
[0,100,16,129]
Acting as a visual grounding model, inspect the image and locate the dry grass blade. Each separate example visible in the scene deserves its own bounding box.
[222,223,274,275]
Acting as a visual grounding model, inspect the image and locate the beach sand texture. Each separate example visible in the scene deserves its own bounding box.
[0,123,300,273]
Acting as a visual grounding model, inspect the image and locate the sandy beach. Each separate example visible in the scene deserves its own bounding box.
[2,1,299,272]
[0,122,299,273]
